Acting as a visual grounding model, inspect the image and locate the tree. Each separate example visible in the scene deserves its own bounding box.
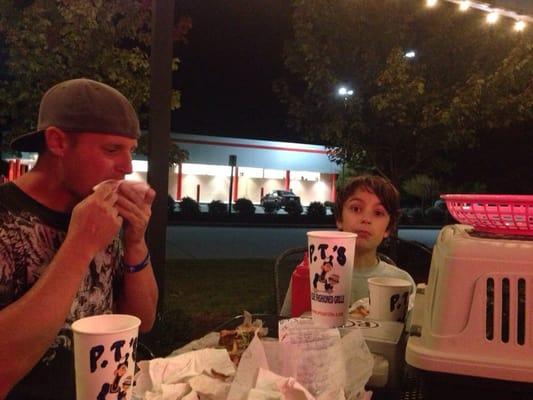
[278,0,531,189]
[0,0,190,166]
[402,174,439,210]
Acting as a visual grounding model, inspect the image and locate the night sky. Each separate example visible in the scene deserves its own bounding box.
[171,0,293,142]
[171,0,532,143]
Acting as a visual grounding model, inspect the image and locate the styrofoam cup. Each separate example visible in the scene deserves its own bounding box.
[307,231,357,327]
[368,277,411,322]
[72,314,141,400]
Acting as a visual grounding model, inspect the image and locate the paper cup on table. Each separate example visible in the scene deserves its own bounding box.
[368,277,411,322]
[307,231,357,328]
[72,314,140,400]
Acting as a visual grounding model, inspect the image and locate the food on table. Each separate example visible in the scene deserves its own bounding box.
[218,311,268,365]
[350,304,370,318]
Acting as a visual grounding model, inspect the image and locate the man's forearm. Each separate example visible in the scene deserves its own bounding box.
[118,241,159,332]
[0,238,93,397]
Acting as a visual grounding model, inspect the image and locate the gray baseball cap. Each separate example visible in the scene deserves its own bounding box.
[10,78,140,152]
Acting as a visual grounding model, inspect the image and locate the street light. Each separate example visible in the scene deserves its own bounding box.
[337,86,354,100]
[336,86,354,185]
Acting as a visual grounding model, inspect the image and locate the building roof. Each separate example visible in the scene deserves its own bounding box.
[171,132,339,173]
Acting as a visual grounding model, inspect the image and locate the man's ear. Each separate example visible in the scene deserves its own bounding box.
[43,127,69,156]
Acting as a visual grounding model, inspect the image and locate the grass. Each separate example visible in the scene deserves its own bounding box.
[143,258,277,356]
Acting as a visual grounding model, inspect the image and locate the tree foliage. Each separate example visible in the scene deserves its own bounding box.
[402,174,439,210]
[0,0,188,165]
[279,0,532,190]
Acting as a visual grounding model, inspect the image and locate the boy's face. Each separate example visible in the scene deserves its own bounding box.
[336,187,390,254]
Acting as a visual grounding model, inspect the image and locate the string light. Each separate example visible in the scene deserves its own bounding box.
[429,1,531,32]
[514,20,526,32]
[486,11,500,24]
[458,1,470,12]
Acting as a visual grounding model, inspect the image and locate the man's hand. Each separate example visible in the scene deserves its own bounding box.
[115,183,156,247]
[67,181,123,256]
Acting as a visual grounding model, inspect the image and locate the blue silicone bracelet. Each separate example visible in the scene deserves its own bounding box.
[123,252,151,273]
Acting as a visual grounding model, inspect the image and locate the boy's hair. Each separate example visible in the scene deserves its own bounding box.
[335,175,400,232]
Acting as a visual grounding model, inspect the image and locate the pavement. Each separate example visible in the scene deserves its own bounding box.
[166,225,440,259]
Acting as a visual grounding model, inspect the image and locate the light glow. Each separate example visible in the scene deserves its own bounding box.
[132,159,148,172]
[426,0,438,8]
[486,12,500,24]
[405,51,416,58]
[514,20,526,31]
[338,86,354,97]
[292,170,320,181]
[459,1,470,11]
[264,169,285,179]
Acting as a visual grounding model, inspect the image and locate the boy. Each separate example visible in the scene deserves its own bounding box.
[280,175,415,317]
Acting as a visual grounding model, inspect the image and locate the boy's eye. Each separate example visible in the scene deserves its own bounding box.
[349,205,361,213]
[374,209,386,217]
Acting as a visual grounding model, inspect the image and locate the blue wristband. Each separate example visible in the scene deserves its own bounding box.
[123,252,151,273]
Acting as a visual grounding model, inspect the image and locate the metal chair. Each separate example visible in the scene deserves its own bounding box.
[273,246,307,315]
[380,237,433,283]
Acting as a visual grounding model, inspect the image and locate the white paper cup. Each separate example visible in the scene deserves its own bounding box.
[368,277,411,322]
[307,231,357,327]
[72,314,141,400]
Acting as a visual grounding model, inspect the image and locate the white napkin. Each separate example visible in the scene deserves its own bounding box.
[93,179,150,197]
[134,348,235,400]
[228,320,373,400]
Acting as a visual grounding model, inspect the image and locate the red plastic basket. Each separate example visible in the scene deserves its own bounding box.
[441,194,533,236]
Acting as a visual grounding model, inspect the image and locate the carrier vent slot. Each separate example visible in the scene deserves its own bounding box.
[486,277,526,344]
[517,278,526,345]
[486,278,494,340]
[501,278,510,343]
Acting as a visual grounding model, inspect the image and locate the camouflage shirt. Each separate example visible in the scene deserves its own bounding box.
[0,182,123,399]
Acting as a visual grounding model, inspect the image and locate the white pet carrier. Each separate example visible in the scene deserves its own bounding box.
[406,195,533,383]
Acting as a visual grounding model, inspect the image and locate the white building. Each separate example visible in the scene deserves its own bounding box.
[130,133,340,205]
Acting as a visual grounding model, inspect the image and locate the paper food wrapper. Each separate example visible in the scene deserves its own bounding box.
[134,318,373,400]
[133,348,235,400]
[93,179,151,197]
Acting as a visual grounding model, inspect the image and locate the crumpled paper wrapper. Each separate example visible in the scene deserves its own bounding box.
[134,348,235,400]
[133,318,373,400]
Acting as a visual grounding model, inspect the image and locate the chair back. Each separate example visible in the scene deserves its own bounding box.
[379,237,433,283]
[273,246,307,315]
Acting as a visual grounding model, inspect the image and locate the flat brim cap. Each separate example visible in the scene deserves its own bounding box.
[11,78,140,152]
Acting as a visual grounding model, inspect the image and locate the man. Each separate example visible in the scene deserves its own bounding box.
[0,78,159,398]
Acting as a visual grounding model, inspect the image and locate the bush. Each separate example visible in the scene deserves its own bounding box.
[399,208,410,225]
[307,201,326,218]
[179,197,200,218]
[425,206,444,225]
[285,201,303,216]
[208,200,227,216]
[262,201,277,214]
[234,198,255,216]
[409,207,424,224]
[324,201,335,210]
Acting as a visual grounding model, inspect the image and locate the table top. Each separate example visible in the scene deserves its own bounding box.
[212,314,533,400]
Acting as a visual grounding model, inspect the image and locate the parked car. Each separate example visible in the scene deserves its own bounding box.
[260,190,301,210]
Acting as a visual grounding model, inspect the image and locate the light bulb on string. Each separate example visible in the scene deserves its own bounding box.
[486,12,500,24]
[514,20,526,32]
[459,1,470,12]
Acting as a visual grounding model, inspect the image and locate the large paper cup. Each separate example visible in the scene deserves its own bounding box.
[72,314,140,400]
[368,277,411,322]
[307,231,357,327]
